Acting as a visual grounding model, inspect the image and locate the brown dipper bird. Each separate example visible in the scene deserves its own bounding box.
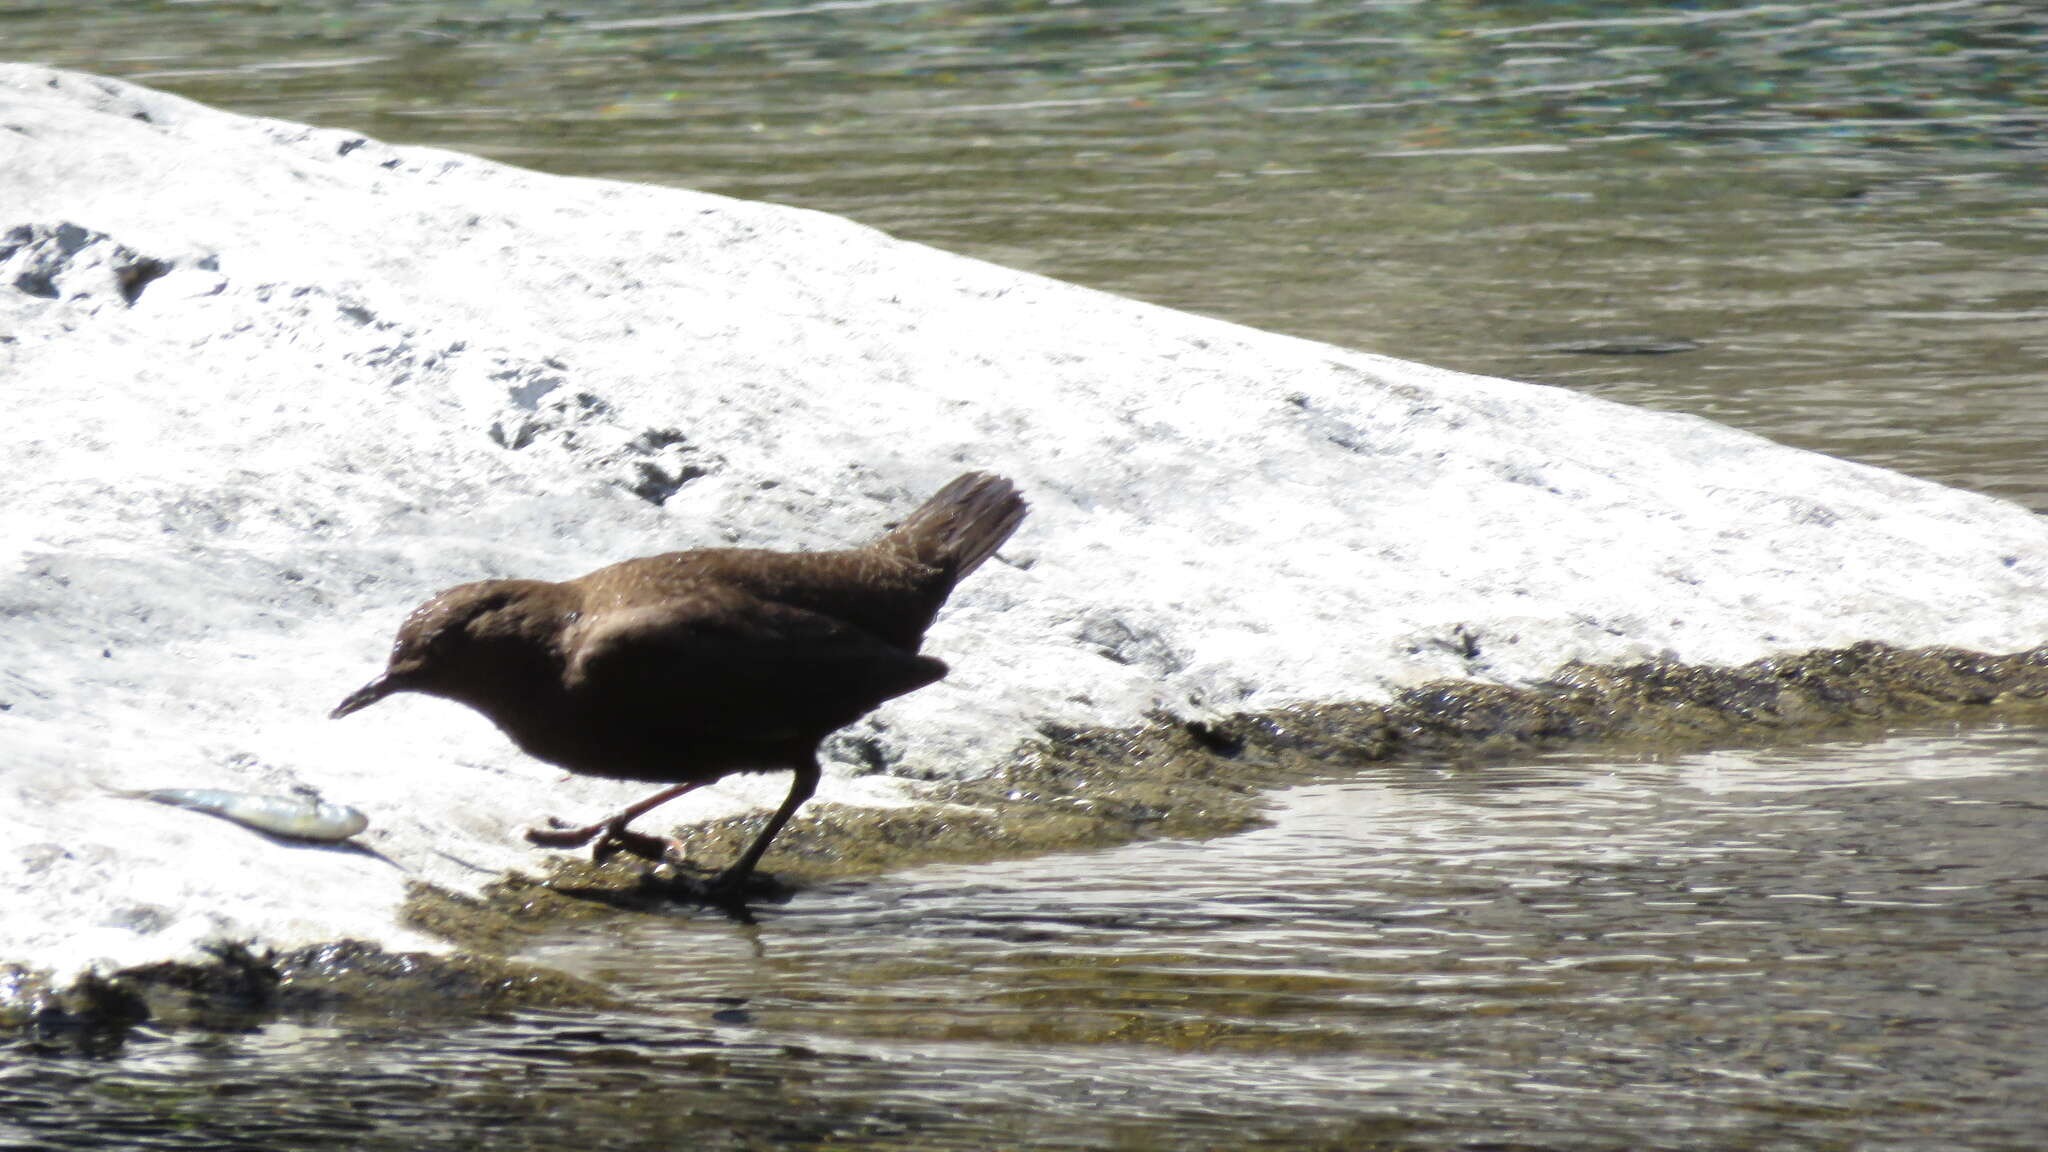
[331,471,1027,901]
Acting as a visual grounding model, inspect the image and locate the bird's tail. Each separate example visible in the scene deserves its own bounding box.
[877,471,1028,582]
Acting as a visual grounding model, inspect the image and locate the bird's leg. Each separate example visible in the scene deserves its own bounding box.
[524,781,705,864]
[703,757,820,901]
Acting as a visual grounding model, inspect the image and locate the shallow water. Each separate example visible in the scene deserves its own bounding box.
[10,724,2048,1150]
[11,0,2048,506]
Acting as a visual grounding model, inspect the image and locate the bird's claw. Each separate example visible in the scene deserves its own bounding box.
[523,822,599,849]
[696,870,742,902]
[591,825,681,867]
[634,867,749,908]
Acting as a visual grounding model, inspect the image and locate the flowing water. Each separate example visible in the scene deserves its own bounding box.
[9,0,2048,504]
[9,725,2048,1149]
[7,2,2048,1147]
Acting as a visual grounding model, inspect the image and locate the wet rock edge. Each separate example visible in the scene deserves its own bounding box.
[12,639,2048,1044]
[2,938,613,1056]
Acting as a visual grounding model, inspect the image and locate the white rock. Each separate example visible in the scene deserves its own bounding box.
[2,65,2044,981]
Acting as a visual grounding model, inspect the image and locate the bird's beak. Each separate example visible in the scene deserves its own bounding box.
[331,673,400,719]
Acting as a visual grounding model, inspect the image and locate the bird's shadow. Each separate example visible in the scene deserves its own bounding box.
[546,867,801,925]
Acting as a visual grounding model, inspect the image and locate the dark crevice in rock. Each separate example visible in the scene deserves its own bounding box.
[626,459,710,506]
[12,269,57,298]
[114,255,171,304]
[2,221,175,307]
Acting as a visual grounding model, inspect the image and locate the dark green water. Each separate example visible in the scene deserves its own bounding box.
[7,2,2048,1147]
[10,725,2048,1149]
[9,0,2048,504]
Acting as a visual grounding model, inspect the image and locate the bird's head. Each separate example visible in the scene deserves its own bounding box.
[331,580,563,719]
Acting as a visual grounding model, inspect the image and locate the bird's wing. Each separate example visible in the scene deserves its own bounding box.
[563,587,949,728]
[600,548,945,652]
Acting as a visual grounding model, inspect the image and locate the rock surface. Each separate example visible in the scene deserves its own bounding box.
[4,64,2045,981]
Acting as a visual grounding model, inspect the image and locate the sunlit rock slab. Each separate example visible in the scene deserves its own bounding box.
[3,64,2044,981]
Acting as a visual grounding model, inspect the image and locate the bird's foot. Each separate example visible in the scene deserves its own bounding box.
[523,817,603,849]
[590,826,683,867]
[524,817,675,866]
[640,865,791,910]
[695,868,750,906]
